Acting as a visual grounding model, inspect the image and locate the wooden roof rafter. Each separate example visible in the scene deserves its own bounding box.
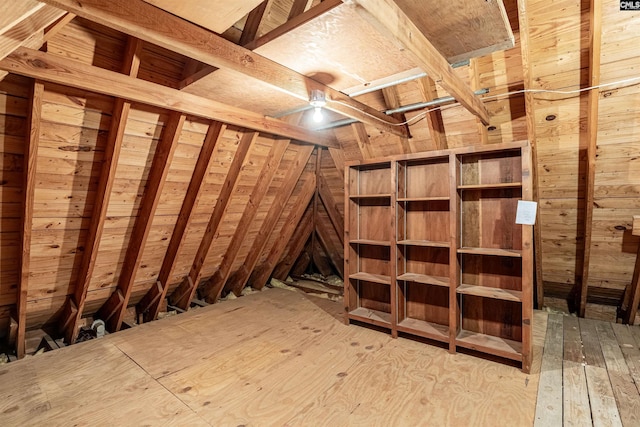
[16,80,44,358]
[40,0,409,138]
[169,131,258,310]
[200,139,290,302]
[97,112,186,333]
[59,37,144,344]
[344,0,491,125]
[137,121,228,323]
[226,144,315,296]
[0,47,337,147]
[251,178,316,290]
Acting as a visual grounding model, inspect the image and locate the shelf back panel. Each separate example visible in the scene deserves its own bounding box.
[459,150,522,186]
[405,283,449,326]
[460,295,522,342]
[460,253,522,291]
[360,281,391,313]
[402,201,450,242]
[358,245,391,277]
[401,159,450,198]
[401,246,450,278]
[460,188,522,250]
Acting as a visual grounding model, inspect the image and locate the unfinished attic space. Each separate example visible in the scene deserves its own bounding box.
[1,0,640,424]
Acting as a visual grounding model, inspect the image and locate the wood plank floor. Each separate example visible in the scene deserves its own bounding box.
[0,288,547,426]
[535,313,640,427]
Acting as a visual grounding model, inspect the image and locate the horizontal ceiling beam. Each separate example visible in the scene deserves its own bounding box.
[0,47,338,147]
[346,0,491,125]
[40,0,407,137]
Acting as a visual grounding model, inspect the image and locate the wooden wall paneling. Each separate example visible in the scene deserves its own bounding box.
[40,0,407,138]
[0,48,336,147]
[516,0,545,308]
[346,0,490,125]
[318,171,344,244]
[137,121,227,322]
[417,76,448,150]
[169,132,257,310]
[58,37,143,344]
[273,207,315,280]
[96,112,185,332]
[291,239,314,278]
[227,144,314,295]
[312,236,334,277]
[579,0,603,317]
[200,139,289,302]
[250,176,316,289]
[16,80,43,358]
[238,1,268,46]
[315,207,344,278]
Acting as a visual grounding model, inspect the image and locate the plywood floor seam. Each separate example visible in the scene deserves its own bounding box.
[1,288,545,426]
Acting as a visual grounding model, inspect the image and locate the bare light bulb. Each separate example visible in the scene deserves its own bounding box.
[313,106,323,123]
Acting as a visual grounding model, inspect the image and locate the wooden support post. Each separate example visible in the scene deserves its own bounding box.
[622,216,640,325]
[579,0,602,317]
[137,121,227,323]
[97,112,185,333]
[227,145,314,295]
[346,0,490,125]
[16,80,43,357]
[517,0,545,308]
[521,143,534,373]
[417,76,448,150]
[200,139,290,302]
[59,37,143,344]
[40,0,407,137]
[250,176,316,289]
[169,132,257,310]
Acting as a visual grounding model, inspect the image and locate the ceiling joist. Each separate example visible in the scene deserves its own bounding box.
[345,0,491,125]
[0,47,337,147]
[40,0,408,138]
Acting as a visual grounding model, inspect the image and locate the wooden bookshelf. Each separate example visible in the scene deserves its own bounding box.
[344,141,533,372]
[344,162,395,333]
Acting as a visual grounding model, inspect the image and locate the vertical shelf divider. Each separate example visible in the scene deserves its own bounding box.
[449,152,460,353]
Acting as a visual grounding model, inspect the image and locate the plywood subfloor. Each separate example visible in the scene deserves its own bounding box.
[535,314,640,427]
[1,289,546,426]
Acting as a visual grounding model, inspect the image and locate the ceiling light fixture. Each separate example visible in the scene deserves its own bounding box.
[309,89,327,123]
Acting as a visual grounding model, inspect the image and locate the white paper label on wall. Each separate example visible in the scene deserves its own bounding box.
[515,200,537,225]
